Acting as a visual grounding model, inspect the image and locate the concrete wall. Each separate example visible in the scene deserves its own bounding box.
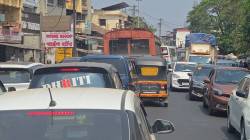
[92,10,128,31]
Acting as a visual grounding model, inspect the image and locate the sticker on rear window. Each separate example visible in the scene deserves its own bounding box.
[42,75,91,88]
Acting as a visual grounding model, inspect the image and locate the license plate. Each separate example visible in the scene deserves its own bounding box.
[182,83,189,86]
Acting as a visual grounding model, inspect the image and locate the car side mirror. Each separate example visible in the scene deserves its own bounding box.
[152,119,175,134]
[8,87,16,92]
[236,90,247,98]
[203,78,210,84]
[168,69,173,72]
[188,73,192,76]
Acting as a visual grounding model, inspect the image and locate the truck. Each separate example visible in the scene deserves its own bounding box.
[185,33,218,64]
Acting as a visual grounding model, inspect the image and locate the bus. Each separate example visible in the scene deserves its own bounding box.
[103,28,161,56]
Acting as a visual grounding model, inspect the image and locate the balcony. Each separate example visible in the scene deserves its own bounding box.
[0,0,22,8]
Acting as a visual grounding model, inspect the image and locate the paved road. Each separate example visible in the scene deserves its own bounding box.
[145,90,239,140]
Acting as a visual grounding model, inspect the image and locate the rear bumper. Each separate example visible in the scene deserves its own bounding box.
[137,91,168,101]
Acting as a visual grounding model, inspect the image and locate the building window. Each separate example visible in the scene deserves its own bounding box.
[47,0,54,6]
[99,19,106,26]
[57,0,65,7]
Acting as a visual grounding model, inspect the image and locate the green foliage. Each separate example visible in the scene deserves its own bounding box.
[187,0,250,55]
[127,16,157,33]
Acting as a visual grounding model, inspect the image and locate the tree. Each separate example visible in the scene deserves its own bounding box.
[127,16,157,33]
[187,0,249,55]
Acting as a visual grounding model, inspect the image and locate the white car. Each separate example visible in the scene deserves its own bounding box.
[170,62,196,90]
[228,75,250,140]
[0,62,43,91]
[0,88,174,140]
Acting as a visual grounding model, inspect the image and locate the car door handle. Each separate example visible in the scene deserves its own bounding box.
[235,97,239,101]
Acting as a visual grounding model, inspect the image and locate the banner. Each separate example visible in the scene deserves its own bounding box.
[42,32,74,48]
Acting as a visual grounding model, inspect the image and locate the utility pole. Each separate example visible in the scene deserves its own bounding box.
[131,5,136,17]
[158,18,162,38]
[72,0,77,57]
[136,0,142,28]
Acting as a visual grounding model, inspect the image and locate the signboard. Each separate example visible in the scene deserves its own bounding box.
[0,25,22,43]
[42,32,74,48]
[191,44,210,55]
[55,48,73,63]
[22,11,40,33]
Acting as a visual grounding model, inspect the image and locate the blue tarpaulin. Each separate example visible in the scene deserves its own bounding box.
[185,33,217,47]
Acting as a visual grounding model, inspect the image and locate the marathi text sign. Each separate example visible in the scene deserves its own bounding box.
[42,32,73,48]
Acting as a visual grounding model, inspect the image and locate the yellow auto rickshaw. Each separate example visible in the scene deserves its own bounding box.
[133,56,168,107]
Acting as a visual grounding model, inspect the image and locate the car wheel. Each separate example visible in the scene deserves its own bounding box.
[170,83,175,92]
[203,96,208,108]
[189,89,195,101]
[227,111,235,133]
[241,120,247,140]
[208,101,214,115]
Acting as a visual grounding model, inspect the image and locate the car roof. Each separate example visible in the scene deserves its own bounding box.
[81,54,126,60]
[0,62,43,69]
[135,56,166,66]
[217,59,236,63]
[0,88,136,111]
[34,62,118,73]
[62,57,81,63]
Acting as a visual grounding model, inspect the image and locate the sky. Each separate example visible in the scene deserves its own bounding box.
[92,0,199,33]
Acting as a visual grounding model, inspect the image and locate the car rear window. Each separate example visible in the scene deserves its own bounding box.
[85,59,126,75]
[0,68,30,84]
[29,68,113,88]
[0,109,129,140]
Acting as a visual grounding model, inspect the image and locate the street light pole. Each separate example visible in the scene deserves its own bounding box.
[72,0,77,57]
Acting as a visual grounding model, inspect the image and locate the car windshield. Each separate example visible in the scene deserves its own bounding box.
[86,59,126,75]
[175,64,196,72]
[0,68,30,83]
[29,68,111,88]
[0,109,128,140]
[194,67,212,77]
[215,69,249,84]
[189,56,211,64]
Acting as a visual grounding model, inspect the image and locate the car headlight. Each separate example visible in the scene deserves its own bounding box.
[172,74,180,79]
[212,88,223,96]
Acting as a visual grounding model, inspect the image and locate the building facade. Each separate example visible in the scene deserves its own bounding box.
[92,10,128,31]
[174,28,190,48]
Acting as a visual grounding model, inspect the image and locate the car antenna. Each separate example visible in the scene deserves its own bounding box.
[48,88,56,107]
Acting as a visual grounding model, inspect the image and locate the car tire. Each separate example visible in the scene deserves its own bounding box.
[203,97,208,108]
[227,111,235,133]
[189,89,195,101]
[241,120,247,140]
[208,101,214,115]
[170,83,175,92]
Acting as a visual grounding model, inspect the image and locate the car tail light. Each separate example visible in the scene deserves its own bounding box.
[161,85,167,90]
[27,111,75,116]
[59,68,80,72]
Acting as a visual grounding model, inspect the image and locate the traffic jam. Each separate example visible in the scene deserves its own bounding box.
[0,33,249,140]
